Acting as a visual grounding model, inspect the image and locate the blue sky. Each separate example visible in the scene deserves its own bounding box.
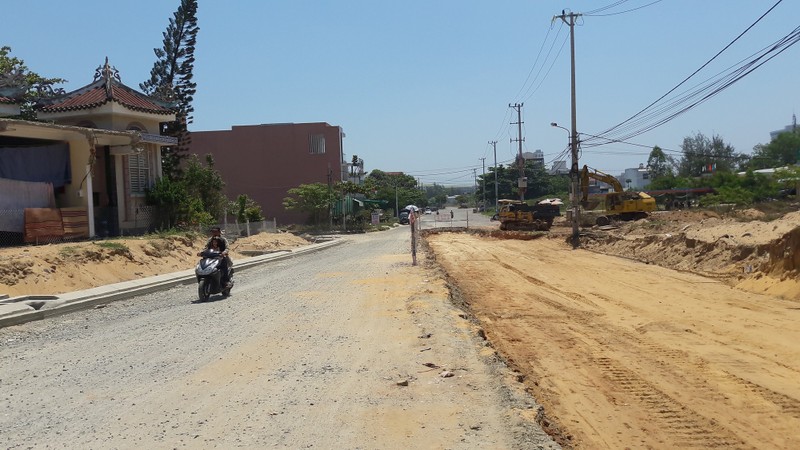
[5,1,799,186]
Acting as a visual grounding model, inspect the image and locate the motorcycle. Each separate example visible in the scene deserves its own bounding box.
[194,249,234,302]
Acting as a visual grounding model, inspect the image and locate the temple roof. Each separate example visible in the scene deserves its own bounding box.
[36,58,175,115]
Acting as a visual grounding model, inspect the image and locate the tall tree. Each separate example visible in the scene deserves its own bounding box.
[646,145,675,178]
[283,183,335,226]
[678,132,744,177]
[140,0,199,180]
[0,46,66,120]
[750,131,800,169]
[364,170,424,213]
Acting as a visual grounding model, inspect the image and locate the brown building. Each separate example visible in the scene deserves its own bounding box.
[189,123,347,225]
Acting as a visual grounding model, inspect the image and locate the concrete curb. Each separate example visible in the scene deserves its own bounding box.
[0,238,345,329]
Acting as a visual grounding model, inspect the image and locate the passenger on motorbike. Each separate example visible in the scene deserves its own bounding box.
[199,227,232,286]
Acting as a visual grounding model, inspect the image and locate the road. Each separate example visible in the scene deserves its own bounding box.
[0,227,557,449]
[416,207,494,230]
[426,231,800,449]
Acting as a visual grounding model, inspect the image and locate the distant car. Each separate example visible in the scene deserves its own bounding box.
[399,210,410,225]
[424,208,432,214]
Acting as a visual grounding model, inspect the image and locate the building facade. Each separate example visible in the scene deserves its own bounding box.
[0,59,176,240]
[189,123,347,225]
[620,164,651,191]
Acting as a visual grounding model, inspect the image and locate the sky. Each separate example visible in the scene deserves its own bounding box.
[4,1,799,186]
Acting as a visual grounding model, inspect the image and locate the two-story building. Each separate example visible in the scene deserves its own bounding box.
[189,123,348,225]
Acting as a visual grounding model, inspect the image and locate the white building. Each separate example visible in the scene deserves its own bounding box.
[619,164,651,191]
[770,115,798,140]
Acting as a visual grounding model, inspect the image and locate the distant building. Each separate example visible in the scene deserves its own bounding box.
[769,115,798,140]
[521,150,544,167]
[550,160,569,175]
[619,164,651,191]
[190,122,348,225]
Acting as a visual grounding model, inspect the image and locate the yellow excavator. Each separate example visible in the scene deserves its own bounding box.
[580,165,656,226]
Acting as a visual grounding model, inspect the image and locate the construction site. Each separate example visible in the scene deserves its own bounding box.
[424,206,800,449]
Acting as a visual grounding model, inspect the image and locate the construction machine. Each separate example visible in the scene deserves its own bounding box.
[496,199,561,231]
[580,165,656,226]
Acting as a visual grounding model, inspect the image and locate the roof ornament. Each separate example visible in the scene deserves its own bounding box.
[94,57,121,97]
[0,68,28,99]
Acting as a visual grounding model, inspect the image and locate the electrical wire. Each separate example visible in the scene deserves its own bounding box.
[587,0,788,146]
[585,0,663,17]
[584,25,800,146]
[521,31,570,103]
[585,0,631,16]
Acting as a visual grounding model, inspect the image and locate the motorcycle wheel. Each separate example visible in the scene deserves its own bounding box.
[198,279,211,302]
[222,286,231,297]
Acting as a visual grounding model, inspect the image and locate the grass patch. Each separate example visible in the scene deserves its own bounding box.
[59,246,79,257]
[95,241,129,252]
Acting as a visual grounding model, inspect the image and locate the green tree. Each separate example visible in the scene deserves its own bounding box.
[182,154,227,221]
[140,0,199,180]
[232,194,264,223]
[283,183,334,225]
[0,46,66,120]
[478,163,568,205]
[750,131,800,170]
[678,132,744,177]
[145,176,189,228]
[364,170,423,214]
[646,146,675,178]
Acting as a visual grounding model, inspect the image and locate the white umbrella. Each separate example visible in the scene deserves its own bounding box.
[404,205,420,212]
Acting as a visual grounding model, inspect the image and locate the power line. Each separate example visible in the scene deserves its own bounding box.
[585,0,663,17]
[587,0,788,145]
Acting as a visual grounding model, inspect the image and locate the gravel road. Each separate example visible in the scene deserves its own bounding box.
[0,226,557,449]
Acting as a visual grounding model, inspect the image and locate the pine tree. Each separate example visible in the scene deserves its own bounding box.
[141,0,199,180]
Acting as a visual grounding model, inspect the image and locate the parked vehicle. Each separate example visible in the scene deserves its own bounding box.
[580,165,656,226]
[496,199,561,231]
[195,249,233,301]
[399,210,410,225]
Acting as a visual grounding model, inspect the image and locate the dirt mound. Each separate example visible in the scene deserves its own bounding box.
[0,232,311,297]
[580,210,800,300]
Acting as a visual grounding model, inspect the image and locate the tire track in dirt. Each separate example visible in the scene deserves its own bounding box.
[488,254,748,447]
[427,232,800,449]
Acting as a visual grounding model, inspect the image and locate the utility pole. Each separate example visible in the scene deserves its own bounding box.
[489,140,498,213]
[479,157,486,211]
[556,10,581,248]
[509,103,525,201]
[473,168,478,208]
[327,164,333,230]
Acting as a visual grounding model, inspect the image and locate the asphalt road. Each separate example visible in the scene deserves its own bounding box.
[0,226,556,449]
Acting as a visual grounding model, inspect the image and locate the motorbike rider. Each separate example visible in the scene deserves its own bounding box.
[199,226,232,286]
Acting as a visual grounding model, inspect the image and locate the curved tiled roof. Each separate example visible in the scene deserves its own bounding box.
[0,96,18,104]
[37,59,175,115]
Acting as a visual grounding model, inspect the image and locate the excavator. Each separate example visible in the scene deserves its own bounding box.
[580,165,656,226]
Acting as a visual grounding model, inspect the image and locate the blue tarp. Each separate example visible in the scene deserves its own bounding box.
[0,143,71,188]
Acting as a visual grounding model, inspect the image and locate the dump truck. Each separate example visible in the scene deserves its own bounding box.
[496,199,561,231]
[580,165,656,226]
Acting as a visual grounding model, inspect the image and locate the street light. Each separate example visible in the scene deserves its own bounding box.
[550,122,570,135]
[551,122,580,247]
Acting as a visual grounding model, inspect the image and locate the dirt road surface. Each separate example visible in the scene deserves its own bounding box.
[0,228,557,449]
[426,231,800,449]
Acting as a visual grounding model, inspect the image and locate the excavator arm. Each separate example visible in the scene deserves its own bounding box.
[580,165,624,207]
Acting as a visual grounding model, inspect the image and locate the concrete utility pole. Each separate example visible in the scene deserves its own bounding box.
[489,140,499,213]
[556,10,582,248]
[479,157,486,210]
[509,103,525,201]
[327,164,333,230]
[473,168,478,208]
